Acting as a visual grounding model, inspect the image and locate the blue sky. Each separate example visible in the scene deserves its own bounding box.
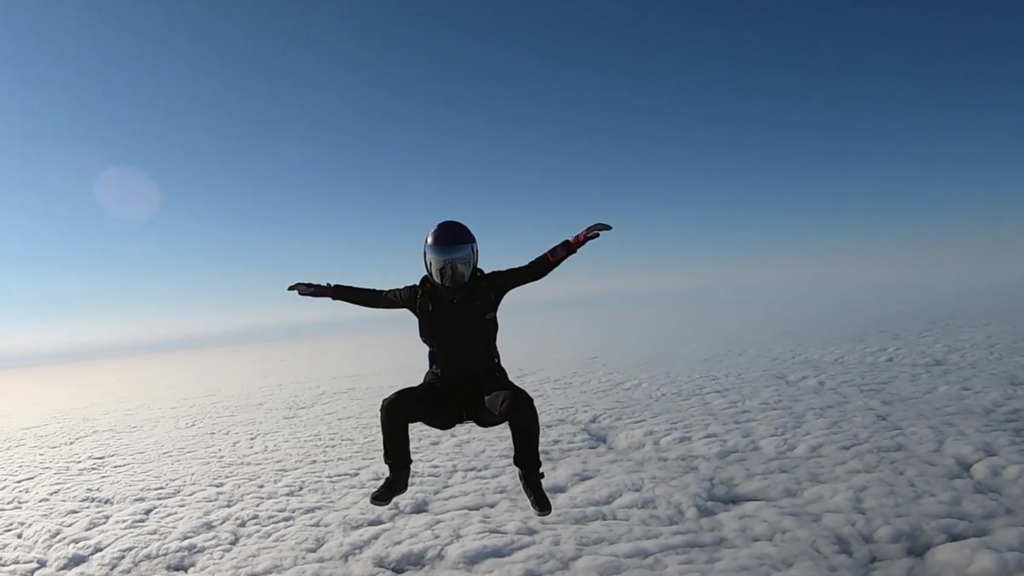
[2,1,1023,366]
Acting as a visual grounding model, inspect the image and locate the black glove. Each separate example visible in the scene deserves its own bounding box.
[287,283,332,297]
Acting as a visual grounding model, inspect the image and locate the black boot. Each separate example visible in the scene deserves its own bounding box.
[370,467,410,506]
[518,469,551,516]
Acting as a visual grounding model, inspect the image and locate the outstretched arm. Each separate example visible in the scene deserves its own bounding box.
[287,282,419,311]
[485,223,612,297]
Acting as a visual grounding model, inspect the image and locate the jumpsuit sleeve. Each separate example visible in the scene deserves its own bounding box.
[484,239,578,298]
[329,283,420,311]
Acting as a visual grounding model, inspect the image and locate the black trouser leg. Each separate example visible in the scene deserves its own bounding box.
[379,370,464,469]
[474,379,543,472]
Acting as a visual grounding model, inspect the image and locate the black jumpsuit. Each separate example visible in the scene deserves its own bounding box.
[327,241,577,473]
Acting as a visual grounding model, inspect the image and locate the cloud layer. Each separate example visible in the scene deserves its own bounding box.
[1,319,1023,575]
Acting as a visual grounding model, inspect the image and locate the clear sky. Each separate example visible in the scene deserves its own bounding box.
[2,1,1023,367]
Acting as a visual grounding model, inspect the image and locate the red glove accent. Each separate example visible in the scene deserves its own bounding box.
[546,240,574,263]
[570,222,613,250]
[546,223,613,263]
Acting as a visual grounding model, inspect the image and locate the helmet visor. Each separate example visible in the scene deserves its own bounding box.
[425,243,476,288]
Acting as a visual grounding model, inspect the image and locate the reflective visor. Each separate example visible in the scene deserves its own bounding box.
[424,243,477,288]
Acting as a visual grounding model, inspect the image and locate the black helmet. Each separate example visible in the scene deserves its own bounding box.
[423,220,479,295]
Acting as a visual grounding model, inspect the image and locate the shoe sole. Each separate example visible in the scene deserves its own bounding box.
[371,487,548,515]
[369,487,407,507]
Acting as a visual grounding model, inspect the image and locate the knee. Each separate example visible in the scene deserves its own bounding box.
[380,388,415,419]
[506,387,537,417]
[515,387,535,408]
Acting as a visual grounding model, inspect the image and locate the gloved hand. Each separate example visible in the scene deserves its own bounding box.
[287,282,333,297]
[570,222,612,250]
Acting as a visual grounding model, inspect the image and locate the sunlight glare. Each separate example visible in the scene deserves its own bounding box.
[93,167,163,222]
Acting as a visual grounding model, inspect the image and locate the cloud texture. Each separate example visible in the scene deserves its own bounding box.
[1,319,1023,575]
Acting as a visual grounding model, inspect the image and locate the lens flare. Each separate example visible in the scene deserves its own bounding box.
[93,167,162,222]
